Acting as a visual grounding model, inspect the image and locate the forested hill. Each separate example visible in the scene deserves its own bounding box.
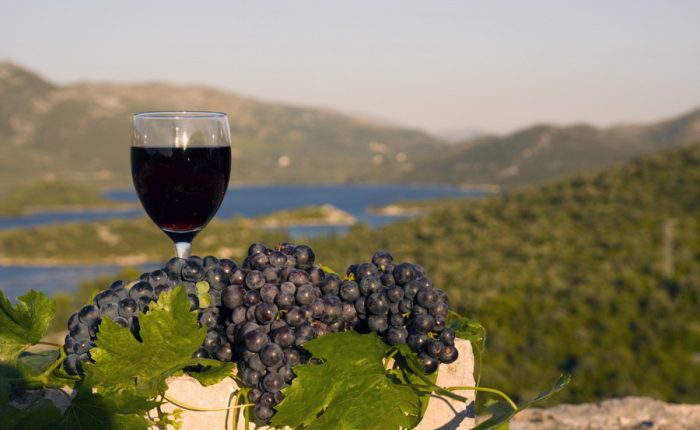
[311,143,700,404]
[408,108,700,187]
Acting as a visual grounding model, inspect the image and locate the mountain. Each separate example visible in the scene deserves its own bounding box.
[1,61,700,191]
[409,109,700,187]
[0,62,445,189]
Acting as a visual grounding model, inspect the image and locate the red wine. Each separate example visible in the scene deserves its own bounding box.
[131,146,231,242]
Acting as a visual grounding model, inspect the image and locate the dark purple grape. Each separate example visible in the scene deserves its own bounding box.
[277,242,295,255]
[222,285,245,309]
[288,270,310,287]
[248,388,263,403]
[284,348,301,367]
[413,313,434,333]
[243,290,262,307]
[407,333,429,352]
[341,303,357,322]
[354,297,367,314]
[231,306,247,325]
[354,263,379,280]
[386,326,408,345]
[340,281,360,302]
[260,343,284,367]
[432,316,446,332]
[192,348,209,359]
[250,252,269,270]
[439,344,459,364]
[245,271,265,290]
[371,250,394,270]
[359,276,382,296]
[403,280,422,300]
[279,281,296,295]
[412,305,428,315]
[247,353,266,372]
[202,255,219,269]
[248,243,268,256]
[148,269,168,287]
[263,267,280,283]
[199,309,219,328]
[259,391,275,407]
[255,303,278,324]
[165,257,186,280]
[268,251,287,268]
[367,315,388,333]
[187,294,199,311]
[241,368,262,386]
[254,404,274,421]
[426,340,444,358]
[295,284,315,305]
[398,299,412,313]
[218,258,238,274]
[73,338,94,354]
[439,328,456,345]
[63,354,82,375]
[260,284,279,303]
[420,352,439,373]
[278,365,294,382]
[205,268,228,290]
[416,287,439,309]
[275,292,295,310]
[271,326,295,348]
[431,301,449,318]
[389,313,405,327]
[381,273,396,288]
[308,266,326,285]
[262,372,285,393]
[366,292,389,315]
[78,305,100,326]
[292,245,315,269]
[393,263,416,285]
[182,260,205,282]
[284,308,305,326]
[129,282,154,301]
[203,330,222,354]
[320,273,341,295]
[100,303,119,320]
[93,290,119,308]
[386,286,404,303]
[230,269,245,285]
[244,329,269,352]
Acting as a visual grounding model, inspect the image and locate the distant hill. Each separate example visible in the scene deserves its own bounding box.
[409,109,700,187]
[1,61,699,190]
[0,62,444,189]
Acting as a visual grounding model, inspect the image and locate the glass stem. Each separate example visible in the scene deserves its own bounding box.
[175,242,192,259]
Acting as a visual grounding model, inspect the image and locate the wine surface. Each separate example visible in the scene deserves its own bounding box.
[131,146,231,241]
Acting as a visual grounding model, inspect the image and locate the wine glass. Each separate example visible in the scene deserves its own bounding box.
[131,111,231,259]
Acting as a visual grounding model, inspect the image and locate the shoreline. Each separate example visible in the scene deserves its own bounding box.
[0,254,159,268]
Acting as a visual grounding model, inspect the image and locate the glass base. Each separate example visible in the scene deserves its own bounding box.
[174,242,192,259]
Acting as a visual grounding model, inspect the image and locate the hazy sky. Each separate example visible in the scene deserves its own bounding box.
[2,0,700,135]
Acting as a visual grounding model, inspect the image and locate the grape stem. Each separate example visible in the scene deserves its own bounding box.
[163,393,252,412]
[445,385,518,411]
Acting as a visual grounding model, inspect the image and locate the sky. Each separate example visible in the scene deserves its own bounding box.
[1,0,700,135]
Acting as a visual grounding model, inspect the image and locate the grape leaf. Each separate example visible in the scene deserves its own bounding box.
[271,331,423,430]
[0,290,55,361]
[55,387,154,430]
[16,350,60,379]
[0,397,63,430]
[84,286,206,398]
[186,359,236,386]
[474,374,571,430]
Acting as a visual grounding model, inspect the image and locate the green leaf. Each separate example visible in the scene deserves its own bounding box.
[474,374,571,430]
[186,359,235,386]
[16,350,60,378]
[56,387,153,430]
[84,285,206,398]
[271,331,423,430]
[0,397,63,430]
[448,311,485,385]
[317,263,340,276]
[0,290,55,361]
[195,281,211,308]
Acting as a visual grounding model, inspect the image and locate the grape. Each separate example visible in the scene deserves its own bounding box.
[182,260,205,282]
[412,313,434,334]
[371,250,394,271]
[203,255,219,268]
[288,270,310,287]
[386,286,404,303]
[222,285,245,309]
[254,404,274,421]
[260,343,284,366]
[295,284,315,305]
[248,388,263,403]
[244,329,269,352]
[243,289,262,306]
[129,282,154,301]
[187,294,200,311]
[259,391,275,407]
[245,271,265,290]
[192,348,209,359]
[63,354,82,375]
[78,305,100,325]
[279,281,296,295]
[100,303,119,320]
[403,280,421,300]
[292,245,315,269]
[320,273,341,295]
[432,316,446,332]
[386,326,408,345]
[439,328,456,345]
[203,330,222,354]
[268,251,287,268]
[275,292,295,310]
[263,267,280,283]
[230,269,245,285]
[367,315,388,333]
[278,365,294,382]
[359,276,382,296]
[366,292,389,315]
[354,297,367,314]
[419,352,439,373]
[284,308,305,326]
[112,316,130,328]
[277,242,295,255]
[439,344,459,364]
[205,268,228,290]
[380,273,396,288]
[251,252,269,270]
[248,243,268,256]
[354,263,379,280]
[255,303,278,324]
[165,257,186,280]
[262,372,285,393]
[93,290,119,308]
[416,287,439,309]
[260,284,279,303]
[407,333,429,352]
[74,338,94,354]
[426,340,444,358]
[199,309,219,328]
[393,263,416,285]
[218,258,238,274]
[271,326,295,348]
[283,348,301,367]
[389,313,405,327]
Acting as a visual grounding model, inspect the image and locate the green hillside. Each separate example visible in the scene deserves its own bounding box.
[409,109,700,187]
[310,143,700,404]
[0,62,444,189]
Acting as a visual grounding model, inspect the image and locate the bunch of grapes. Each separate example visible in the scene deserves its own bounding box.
[62,242,458,423]
[344,251,458,373]
[62,256,237,376]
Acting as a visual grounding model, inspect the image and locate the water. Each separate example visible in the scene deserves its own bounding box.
[0,184,485,298]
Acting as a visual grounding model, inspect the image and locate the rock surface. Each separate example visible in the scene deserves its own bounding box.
[154,339,475,429]
[508,397,700,430]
